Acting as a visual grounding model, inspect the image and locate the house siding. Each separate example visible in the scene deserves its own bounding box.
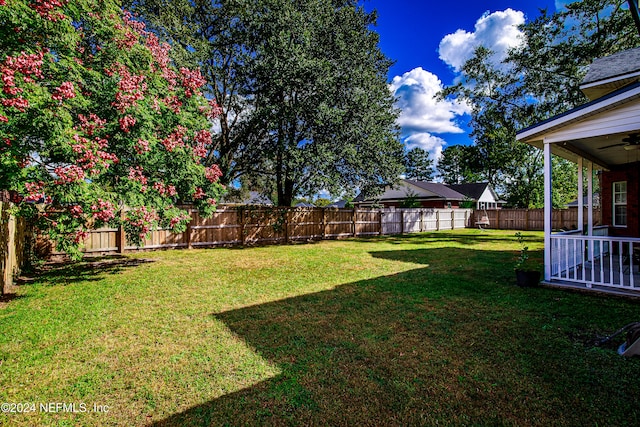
[601,161,640,238]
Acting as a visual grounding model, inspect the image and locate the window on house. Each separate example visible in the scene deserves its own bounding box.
[613,181,627,227]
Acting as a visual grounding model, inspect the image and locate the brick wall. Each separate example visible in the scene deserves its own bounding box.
[600,161,639,238]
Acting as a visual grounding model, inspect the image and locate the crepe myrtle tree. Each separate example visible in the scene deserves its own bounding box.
[0,0,225,258]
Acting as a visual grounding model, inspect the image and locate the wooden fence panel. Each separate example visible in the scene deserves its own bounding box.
[288,208,323,240]
[325,209,354,238]
[355,209,380,236]
[473,208,601,231]
[1,200,28,294]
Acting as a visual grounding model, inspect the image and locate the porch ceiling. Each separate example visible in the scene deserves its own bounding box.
[547,133,640,170]
[517,83,640,170]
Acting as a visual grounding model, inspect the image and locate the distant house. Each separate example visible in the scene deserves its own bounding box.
[447,182,504,210]
[354,179,501,209]
[326,200,349,208]
[221,191,273,206]
[566,193,600,208]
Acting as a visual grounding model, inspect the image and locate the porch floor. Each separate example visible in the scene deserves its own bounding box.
[546,253,640,298]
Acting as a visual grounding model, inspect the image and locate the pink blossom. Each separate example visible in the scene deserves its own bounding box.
[161,126,187,152]
[91,199,115,222]
[30,0,68,21]
[207,99,223,119]
[74,230,89,243]
[51,81,76,100]
[180,67,206,97]
[193,187,205,199]
[0,115,7,123]
[128,165,147,185]
[153,181,166,195]
[207,198,217,206]
[163,95,182,113]
[145,33,171,69]
[123,10,147,35]
[119,115,136,133]
[167,185,177,196]
[54,165,85,183]
[135,138,150,154]
[76,113,106,136]
[70,205,84,218]
[126,206,158,239]
[2,97,29,111]
[24,181,46,202]
[112,70,146,112]
[205,165,223,183]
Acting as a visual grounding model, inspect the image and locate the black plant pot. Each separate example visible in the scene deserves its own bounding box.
[515,269,541,287]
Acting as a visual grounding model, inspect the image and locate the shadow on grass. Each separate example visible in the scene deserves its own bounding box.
[18,255,155,287]
[153,246,639,426]
[353,230,542,247]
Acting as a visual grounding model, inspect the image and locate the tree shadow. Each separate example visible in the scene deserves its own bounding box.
[17,255,155,287]
[151,246,636,426]
[353,230,541,247]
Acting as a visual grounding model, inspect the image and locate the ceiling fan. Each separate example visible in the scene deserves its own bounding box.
[599,133,640,151]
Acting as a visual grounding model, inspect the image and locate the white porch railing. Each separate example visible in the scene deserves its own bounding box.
[550,229,640,291]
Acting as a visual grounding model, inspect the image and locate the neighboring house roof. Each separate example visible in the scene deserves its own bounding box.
[326,200,348,208]
[295,202,315,207]
[566,193,600,208]
[221,191,273,206]
[355,180,472,204]
[581,47,640,99]
[404,180,466,201]
[447,182,490,201]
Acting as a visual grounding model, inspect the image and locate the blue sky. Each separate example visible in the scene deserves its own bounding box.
[362,0,566,160]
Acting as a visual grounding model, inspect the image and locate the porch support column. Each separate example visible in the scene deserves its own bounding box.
[544,140,552,281]
[577,157,584,231]
[587,160,594,236]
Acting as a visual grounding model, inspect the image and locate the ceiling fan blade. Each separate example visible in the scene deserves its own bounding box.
[599,143,628,150]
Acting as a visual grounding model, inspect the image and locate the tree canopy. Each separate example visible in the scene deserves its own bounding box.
[404,147,434,181]
[0,0,224,257]
[129,0,405,206]
[440,0,640,208]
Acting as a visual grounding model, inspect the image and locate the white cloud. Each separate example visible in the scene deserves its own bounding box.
[390,67,470,136]
[438,8,525,72]
[404,133,447,161]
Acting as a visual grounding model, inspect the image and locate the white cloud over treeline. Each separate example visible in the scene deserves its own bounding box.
[438,8,525,72]
[389,67,470,159]
[390,9,528,162]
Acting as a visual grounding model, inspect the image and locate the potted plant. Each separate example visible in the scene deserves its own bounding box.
[514,232,541,287]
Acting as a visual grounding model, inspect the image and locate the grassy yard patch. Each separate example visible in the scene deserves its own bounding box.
[1,229,639,426]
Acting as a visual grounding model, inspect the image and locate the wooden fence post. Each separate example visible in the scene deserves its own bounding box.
[525,209,529,231]
[436,210,440,231]
[400,209,404,235]
[186,210,193,250]
[284,208,289,244]
[322,208,326,239]
[239,208,245,246]
[420,209,424,232]
[117,210,126,254]
[451,209,455,230]
[378,209,383,235]
[496,209,500,229]
[352,207,357,237]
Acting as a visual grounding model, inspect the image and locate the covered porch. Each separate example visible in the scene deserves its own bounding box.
[517,49,640,296]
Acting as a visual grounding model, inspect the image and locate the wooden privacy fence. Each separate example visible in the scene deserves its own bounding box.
[1,199,28,295]
[50,207,473,255]
[471,207,602,231]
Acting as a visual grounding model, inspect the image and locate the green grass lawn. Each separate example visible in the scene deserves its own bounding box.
[1,229,640,426]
